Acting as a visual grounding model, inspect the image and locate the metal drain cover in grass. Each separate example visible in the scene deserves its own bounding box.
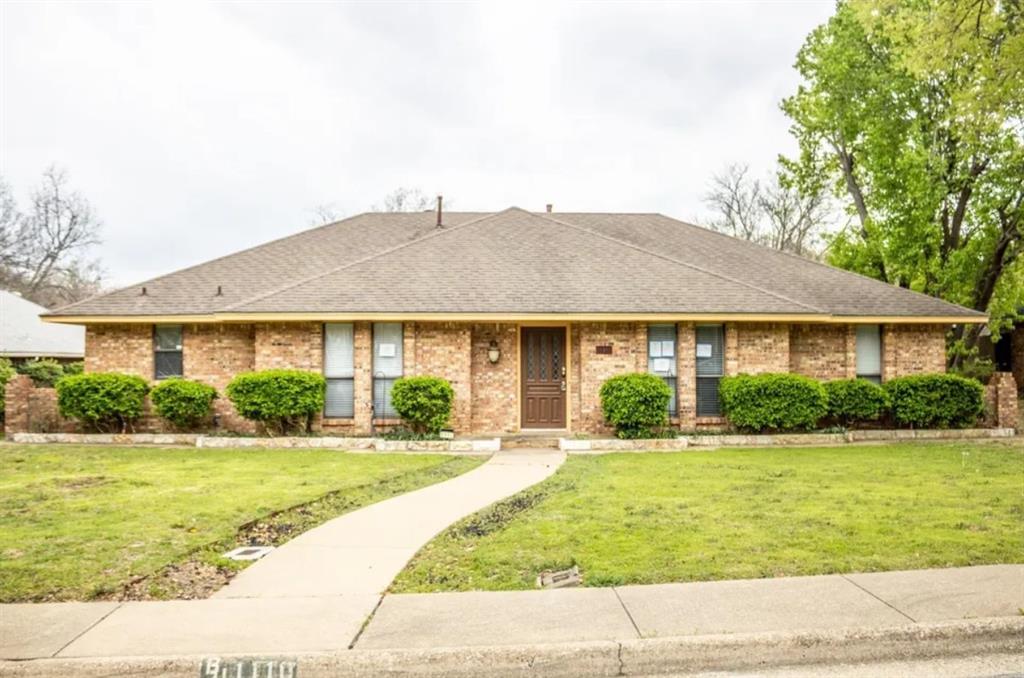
[224,546,275,561]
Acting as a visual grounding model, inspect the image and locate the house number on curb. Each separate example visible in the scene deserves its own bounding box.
[200,657,297,678]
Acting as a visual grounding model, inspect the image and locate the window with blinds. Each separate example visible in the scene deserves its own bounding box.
[154,325,183,379]
[856,325,882,384]
[324,323,355,418]
[648,324,677,415]
[373,322,403,419]
[696,325,724,417]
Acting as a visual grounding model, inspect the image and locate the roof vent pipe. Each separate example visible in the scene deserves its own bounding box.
[546,204,553,213]
[215,285,223,296]
[140,286,147,296]
[436,195,443,228]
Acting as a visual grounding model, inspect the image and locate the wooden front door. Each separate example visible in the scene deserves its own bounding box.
[521,327,566,428]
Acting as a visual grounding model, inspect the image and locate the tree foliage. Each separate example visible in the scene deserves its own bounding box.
[782,0,1023,356]
[0,167,104,308]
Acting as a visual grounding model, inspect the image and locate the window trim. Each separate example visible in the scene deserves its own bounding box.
[648,324,678,416]
[372,322,403,419]
[323,323,355,419]
[153,325,183,380]
[696,324,725,417]
[855,324,883,384]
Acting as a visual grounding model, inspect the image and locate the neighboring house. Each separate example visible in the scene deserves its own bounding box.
[1,290,84,362]
[42,207,985,434]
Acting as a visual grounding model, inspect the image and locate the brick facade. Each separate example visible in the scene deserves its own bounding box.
[8,320,982,438]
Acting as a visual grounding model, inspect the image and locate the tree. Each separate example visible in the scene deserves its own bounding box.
[703,163,831,257]
[0,167,104,307]
[372,187,437,212]
[781,0,1024,362]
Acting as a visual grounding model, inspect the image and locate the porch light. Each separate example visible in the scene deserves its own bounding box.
[487,340,501,364]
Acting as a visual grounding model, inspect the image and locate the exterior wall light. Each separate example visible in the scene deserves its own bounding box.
[487,340,501,364]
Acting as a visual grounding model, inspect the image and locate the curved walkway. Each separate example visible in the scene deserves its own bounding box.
[1,449,565,660]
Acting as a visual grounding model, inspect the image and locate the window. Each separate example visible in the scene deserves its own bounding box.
[856,325,882,384]
[154,325,183,379]
[648,324,677,415]
[373,322,403,419]
[324,323,355,418]
[696,325,724,417]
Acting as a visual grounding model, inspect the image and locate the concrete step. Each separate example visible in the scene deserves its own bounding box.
[499,435,562,449]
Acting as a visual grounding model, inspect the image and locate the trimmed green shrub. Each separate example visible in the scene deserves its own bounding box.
[63,361,84,377]
[17,358,66,387]
[824,378,889,426]
[719,373,828,432]
[0,357,16,419]
[151,378,217,429]
[226,370,325,435]
[599,372,673,439]
[884,373,985,429]
[391,376,454,434]
[55,372,150,432]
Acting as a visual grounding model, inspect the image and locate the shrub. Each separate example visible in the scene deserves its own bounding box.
[55,372,150,432]
[719,373,828,432]
[824,379,889,426]
[599,373,673,439]
[391,376,454,434]
[63,361,84,377]
[884,373,985,429]
[17,359,66,387]
[151,378,217,429]
[226,370,325,435]
[0,357,15,419]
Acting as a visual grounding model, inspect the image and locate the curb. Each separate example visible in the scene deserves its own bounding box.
[2,616,1021,677]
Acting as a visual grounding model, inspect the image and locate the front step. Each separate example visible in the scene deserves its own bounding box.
[499,435,562,449]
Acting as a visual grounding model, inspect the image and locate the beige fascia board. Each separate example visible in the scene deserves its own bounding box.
[41,311,988,325]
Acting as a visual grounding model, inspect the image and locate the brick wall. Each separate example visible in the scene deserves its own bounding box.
[59,319,959,437]
[883,324,947,378]
[85,324,152,376]
[470,324,518,433]
[404,322,473,432]
[1012,327,1024,393]
[574,322,646,434]
[731,323,790,374]
[790,324,856,380]
[984,372,1018,429]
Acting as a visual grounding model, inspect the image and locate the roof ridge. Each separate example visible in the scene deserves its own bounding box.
[651,214,986,317]
[45,211,380,316]
[222,208,522,312]
[534,212,827,314]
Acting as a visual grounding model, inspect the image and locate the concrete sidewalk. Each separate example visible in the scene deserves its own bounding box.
[355,564,1024,649]
[1,449,566,661]
[2,564,1020,663]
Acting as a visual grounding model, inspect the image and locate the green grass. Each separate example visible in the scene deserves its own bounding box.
[0,444,482,602]
[393,441,1024,592]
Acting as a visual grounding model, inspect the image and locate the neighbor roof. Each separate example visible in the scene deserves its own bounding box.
[1,291,85,357]
[44,208,985,322]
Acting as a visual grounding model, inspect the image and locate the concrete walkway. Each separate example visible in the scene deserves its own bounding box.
[1,449,565,660]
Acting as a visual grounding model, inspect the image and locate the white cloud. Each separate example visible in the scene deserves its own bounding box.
[0,0,834,286]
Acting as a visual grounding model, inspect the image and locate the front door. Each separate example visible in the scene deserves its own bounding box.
[521,327,566,428]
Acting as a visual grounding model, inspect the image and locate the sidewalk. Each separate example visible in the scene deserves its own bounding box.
[2,564,1020,666]
[1,449,567,661]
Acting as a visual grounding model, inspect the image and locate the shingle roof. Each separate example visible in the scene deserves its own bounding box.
[46,208,984,321]
[1,291,84,357]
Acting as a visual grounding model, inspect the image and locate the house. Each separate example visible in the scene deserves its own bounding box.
[41,207,986,434]
[1,290,84,362]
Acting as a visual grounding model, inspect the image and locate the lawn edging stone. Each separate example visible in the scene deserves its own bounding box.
[560,428,1016,452]
[8,432,501,454]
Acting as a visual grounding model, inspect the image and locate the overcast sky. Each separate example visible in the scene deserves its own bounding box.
[1,1,835,287]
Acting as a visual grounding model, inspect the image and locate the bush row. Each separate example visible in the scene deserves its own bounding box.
[49,370,455,435]
[597,371,987,437]
[719,372,984,433]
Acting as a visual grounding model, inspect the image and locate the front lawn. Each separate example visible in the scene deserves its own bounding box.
[0,444,482,602]
[393,441,1024,592]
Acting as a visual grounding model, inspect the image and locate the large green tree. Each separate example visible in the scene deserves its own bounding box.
[782,0,1023,363]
